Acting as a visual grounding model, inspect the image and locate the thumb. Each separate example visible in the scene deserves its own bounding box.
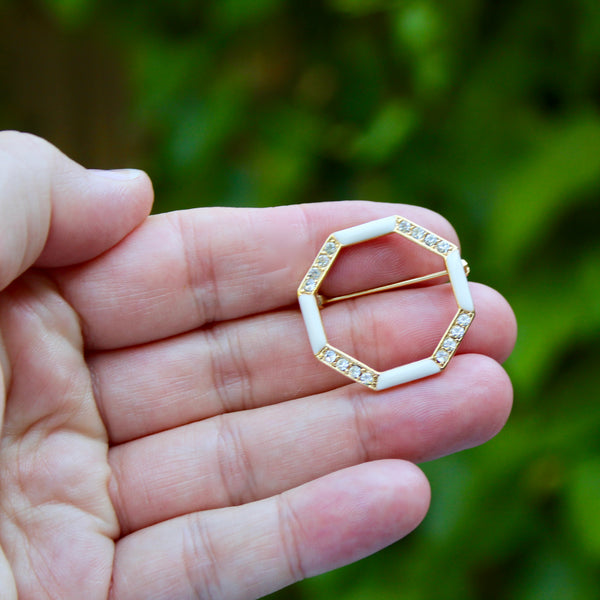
[0,131,153,289]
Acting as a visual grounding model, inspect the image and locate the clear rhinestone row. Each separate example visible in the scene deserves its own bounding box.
[317,345,379,389]
[395,217,456,256]
[298,237,340,295]
[432,311,474,368]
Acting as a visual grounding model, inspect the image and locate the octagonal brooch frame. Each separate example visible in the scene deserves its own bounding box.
[297,215,475,391]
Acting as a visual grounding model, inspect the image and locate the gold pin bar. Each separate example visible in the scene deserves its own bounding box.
[317,259,470,307]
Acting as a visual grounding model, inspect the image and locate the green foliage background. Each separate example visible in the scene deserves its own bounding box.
[3,0,600,597]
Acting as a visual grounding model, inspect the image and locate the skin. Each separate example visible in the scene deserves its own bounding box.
[0,132,517,599]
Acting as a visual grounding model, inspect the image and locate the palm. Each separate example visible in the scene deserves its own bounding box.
[0,271,116,598]
[0,185,516,598]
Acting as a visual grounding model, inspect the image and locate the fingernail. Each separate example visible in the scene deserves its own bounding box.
[90,168,145,180]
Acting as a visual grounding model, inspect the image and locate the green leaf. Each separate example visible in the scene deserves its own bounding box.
[40,0,96,27]
[351,100,418,164]
[328,0,401,16]
[211,0,282,28]
[392,1,442,54]
[486,114,600,273]
[565,458,600,562]
[504,248,600,393]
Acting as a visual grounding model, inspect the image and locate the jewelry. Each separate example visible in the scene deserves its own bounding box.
[297,215,474,390]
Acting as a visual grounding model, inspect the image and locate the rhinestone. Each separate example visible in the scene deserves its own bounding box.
[360,372,374,385]
[397,219,412,233]
[324,241,337,255]
[457,313,472,327]
[425,233,438,246]
[450,325,465,339]
[436,240,451,254]
[304,278,317,292]
[324,350,337,363]
[308,267,321,279]
[349,365,362,379]
[442,338,457,352]
[411,227,426,241]
[336,358,350,372]
[435,350,449,364]
[316,254,330,268]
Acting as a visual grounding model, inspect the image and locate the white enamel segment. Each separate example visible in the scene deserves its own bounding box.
[446,249,474,312]
[298,294,327,354]
[333,216,397,246]
[376,359,441,391]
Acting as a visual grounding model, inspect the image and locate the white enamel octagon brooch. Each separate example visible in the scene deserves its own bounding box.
[297,215,475,391]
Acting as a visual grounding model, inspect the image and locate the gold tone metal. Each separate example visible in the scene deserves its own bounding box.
[317,344,379,389]
[430,309,475,369]
[317,259,470,307]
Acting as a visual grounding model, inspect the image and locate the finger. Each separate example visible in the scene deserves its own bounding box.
[54,202,460,349]
[93,283,516,443]
[0,131,153,289]
[108,355,511,534]
[109,460,430,600]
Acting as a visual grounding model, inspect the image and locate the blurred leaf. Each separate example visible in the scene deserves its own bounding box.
[577,0,600,59]
[486,114,600,273]
[210,0,283,29]
[131,39,211,124]
[392,1,442,54]
[328,0,401,16]
[505,247,600,393]
[167,76,248,170]
[512,549,593,600]
[351,100,418,163]
[251,106,321,205]
[565,458,600,562]
[40,0,96,26]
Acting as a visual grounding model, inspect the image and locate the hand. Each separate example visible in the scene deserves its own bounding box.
[0,132,516,599]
